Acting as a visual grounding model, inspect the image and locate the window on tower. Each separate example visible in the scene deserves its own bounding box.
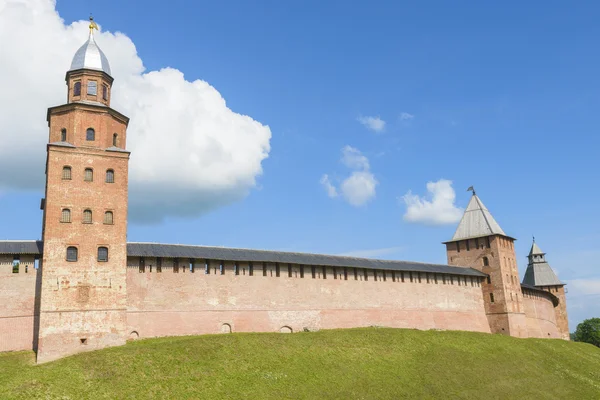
[84,168,93,182]
[61,128,67,142]
[61,208,71,223]
[66,246,78,262]
[104,211,113,225]
[102,84,108,100]
[62,166,72,180]
[483,257,489,267]
[86,128,95,141]
[73,81,81,96]
[106,169,114,183]
[98,247,108,262]
[87,80,97,96]
[83,209,92,224]
[113,133,118,147]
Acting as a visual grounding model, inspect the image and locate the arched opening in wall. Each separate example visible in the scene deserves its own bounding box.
[482,257,489,267]
[221,323,232,334]
[280,326,293,334]
[113,133,118,147]
[129,331,139,341]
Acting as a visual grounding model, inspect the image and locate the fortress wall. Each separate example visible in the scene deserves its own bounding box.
[0,255,39,352]
[126,257,491,339]
[521,288,560,339]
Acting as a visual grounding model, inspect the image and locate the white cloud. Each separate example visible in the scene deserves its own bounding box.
[567,279,600,296]
[357,116,386,132]
[321,146,377,207]
[341,171,377,206]
[402,179,463,225]
[341,145,370,170]
[339,246,405,259]
[0,0,271,223]
[400,112,414,120]
[319,174,338,198]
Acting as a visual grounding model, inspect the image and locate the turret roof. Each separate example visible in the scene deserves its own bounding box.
[448,194,507,242]
[69,22,111,75]
[522,239,563,286]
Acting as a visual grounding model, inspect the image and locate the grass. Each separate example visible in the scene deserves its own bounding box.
[0,328,599,399]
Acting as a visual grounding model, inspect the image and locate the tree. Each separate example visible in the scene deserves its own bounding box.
[573,318,600,348]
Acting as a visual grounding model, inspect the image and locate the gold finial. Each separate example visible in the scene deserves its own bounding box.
[89,15,99,34]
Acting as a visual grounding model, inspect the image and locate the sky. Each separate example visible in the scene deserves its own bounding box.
[0,0,598,328]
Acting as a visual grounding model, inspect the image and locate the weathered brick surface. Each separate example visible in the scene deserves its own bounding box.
[125,259,491,338]
[36,71,129,363]
[521,288,560,338]
[0,256,39,352]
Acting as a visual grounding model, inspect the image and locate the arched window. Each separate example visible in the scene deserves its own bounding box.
[73,81,81,96]
[60,128,67,142]
[86,128,95,141]
[62,166,72,180]
[61,208,71,223]
[102,84,108,101]
[84,168,93,182]
[87,80,97,95]
[83,209,92,224]
[112,133,118,147]
[98,247,108,262]
[66,246,78,262]
[105,169,114,183]
[104,211,113,225]
[482,257,489,267]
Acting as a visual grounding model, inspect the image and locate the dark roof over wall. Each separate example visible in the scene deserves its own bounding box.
[128,243,486,277]
[0,240,486,277]
[0,241,43,255]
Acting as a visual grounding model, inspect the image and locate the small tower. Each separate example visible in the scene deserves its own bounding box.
[37,18,130,363]
[444,189,526,337]
[522,239,569,340]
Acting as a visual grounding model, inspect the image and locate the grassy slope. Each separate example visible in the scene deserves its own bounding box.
[0,328,599,399]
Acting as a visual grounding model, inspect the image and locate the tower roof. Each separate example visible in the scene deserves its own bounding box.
[449,193,507,242]
[69,18,111,75]
[522,238,563,286]
[529,240,544,256]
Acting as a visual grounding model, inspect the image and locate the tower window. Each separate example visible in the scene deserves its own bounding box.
[84,168,93,182]
[456,241,460,252]
[83,209,92,224]
[482,257,489,267]
[86,128,95,141]
[87,80,97,95]
[106,169,114,183]
[104,211,113,225]
[98,247,108,262]
[102,84,108,100]
[466,240,470,251]
[60,128,67,142]
[486,237,491,248]
[62,166,72,180]
[66,246,78,262]
[61,208,71,223]
[113,133,118,147]
[73,81,81,96]
[490,293,495,303]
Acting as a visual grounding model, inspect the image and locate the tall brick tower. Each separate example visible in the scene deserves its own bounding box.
[37,18,130,363]
[444,189,526,337]
[522,240,569,340]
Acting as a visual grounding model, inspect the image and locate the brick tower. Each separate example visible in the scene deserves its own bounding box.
[37,18,130,363]
[444,189,526,337]
[522,239,569,340]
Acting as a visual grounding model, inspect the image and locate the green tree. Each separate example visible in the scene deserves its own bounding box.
[573,318,600,347]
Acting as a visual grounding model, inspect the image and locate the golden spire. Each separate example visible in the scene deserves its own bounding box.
[89,15,99,34]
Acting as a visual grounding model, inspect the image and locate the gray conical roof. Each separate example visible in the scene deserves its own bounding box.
[69,30,111,75]
[522,239,563,286]
[449,194,506,241]
[529,241,544,255]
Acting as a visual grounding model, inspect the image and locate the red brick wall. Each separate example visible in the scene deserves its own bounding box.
[521,288,560,339]
[126,258,491,338]
[0,255,39,352]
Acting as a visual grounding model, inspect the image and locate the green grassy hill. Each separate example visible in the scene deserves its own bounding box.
[1,328,599,399]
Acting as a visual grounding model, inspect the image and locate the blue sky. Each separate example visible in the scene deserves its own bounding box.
[0,0,598,328]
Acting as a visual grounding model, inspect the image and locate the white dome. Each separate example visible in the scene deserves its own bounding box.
[69,33,111,75]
